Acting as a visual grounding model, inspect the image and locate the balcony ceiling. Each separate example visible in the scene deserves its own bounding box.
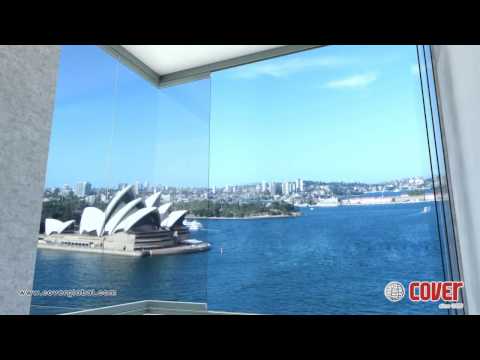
[121,45,284,76]
[102,45,320,88]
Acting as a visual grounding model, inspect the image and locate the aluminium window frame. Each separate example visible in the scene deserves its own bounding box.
[99,45,323,88]
[418,45,465,314]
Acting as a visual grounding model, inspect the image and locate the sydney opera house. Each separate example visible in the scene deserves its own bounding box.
[40,185,210,256]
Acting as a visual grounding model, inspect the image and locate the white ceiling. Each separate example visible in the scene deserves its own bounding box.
[121,45,284,77]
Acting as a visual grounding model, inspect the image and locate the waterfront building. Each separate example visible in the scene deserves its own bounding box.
[45,219,75,236]
[145,192,162,207]
[43,184,207,256]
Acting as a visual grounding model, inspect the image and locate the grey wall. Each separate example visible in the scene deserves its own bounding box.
[0,45,60,314]
[432,45,480,314]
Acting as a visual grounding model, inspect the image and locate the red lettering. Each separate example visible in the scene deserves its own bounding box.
[409,282,420,301]
[431,282,442,301]
[420,283,430,301]
[409,281,464,302]
[442,282,453,301]
[451,282,464,302]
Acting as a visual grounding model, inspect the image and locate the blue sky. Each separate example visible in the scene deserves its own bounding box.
[46,45,430,188]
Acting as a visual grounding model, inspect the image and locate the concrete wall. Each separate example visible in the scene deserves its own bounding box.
[104,233,136,251]
[432,45,480,314]
[0,45,60,314]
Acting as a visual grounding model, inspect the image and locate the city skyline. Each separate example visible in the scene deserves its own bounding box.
[46,45,432,188]
[44,175,432,212]
[47,174,430,193]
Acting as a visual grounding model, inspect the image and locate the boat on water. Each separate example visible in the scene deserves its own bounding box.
[183,219,203,231]
[422,206,431,214]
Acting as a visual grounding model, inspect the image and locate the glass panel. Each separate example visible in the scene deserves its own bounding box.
[206,45,446,314]
[31,46,210,314]
[106,66,210,305]
[32,45,118,314]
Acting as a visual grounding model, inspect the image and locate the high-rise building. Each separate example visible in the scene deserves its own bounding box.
[270,182,281,196]
[261,181,268,193]
[296,179,304,192]
[283,181,296,195]
[75,181,91,197]
[134,181,141,195]
[291,182,297,193]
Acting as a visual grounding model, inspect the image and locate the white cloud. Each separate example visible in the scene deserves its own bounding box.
[410,64,420,76]
[324,72,378,89]
[228,55,357,79]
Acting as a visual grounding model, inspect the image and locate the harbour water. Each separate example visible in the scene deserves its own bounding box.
[31,202,446,315]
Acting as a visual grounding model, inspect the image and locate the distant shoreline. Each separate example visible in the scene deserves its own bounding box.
[339,194,435,207]
[187,213,301,220]
[186,198,436,220]
[340,198,435,206]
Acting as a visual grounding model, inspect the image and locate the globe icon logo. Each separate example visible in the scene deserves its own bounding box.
[384,281,405,302]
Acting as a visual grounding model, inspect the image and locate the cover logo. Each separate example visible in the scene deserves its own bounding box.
[384,281,464,309]
[409,281,463,302]
[384,281,406,302]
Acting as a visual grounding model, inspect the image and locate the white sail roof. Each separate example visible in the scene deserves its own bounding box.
[104,185,134,222]
[158,202,173,221]
[145,192,161,208]
[103,198,145,235]
[161,210,188,229]
[45,219,75,236]
[79,207,105,236]
[114,207,159,233]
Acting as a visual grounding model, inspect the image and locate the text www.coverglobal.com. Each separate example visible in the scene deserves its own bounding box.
[18,289,117,297]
